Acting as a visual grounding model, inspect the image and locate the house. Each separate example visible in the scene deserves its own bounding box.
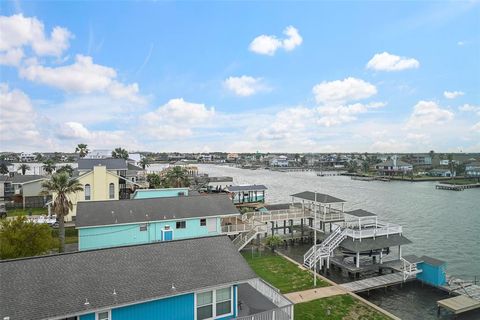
[10,174,48,208]
[465,162,480,177]
[132,187,190,199]
[439,159,460,166]
[76,193,240,250]
[85,149,113,159]
[19,152,36,162]
[0,236,293,320]
[409,154,432,166]
[225,185,267,204]
[375,158,413,175]
[270,156,289,167]
[427,169,453,177]
[226,153,239,162]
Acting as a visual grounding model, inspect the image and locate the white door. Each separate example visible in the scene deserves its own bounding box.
[207,218,217,233]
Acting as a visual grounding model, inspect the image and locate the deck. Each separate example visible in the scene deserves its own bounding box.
[340,272,412,293]
[436,276,480,315]
[437,295,480,315]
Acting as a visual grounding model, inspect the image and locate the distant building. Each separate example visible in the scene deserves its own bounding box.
[19,152,36,162]
[375,157,413,175]
[409,154,432,166]
[85,149,113,159]
[427,169,453,177]
[10,175,48,208]
[465,162,480,177]
[226,153,239,162]
[439,159,460,166]
[270,155,289,167]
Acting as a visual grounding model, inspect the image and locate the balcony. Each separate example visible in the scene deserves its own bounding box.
[341,218,403,240]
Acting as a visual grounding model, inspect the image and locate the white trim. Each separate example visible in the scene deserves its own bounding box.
[95,309,111,320]
[194,285,234,320]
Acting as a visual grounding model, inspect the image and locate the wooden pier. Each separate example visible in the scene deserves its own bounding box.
[437,276,480,315]
[435,183,480,191]
[340,273,411,293]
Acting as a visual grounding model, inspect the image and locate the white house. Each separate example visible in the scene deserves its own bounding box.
[270,155,289,167]
[375,157,413,175]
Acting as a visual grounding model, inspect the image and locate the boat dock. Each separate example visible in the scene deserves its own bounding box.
[436,276,480,316]
[340,272,411,293]
[435,183,480,191]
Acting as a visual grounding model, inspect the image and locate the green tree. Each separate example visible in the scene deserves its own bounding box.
[362,160,370,173]
[146,173,163,188]
[139,156,152,170]
[346,160,359,173]
[75,143,89,158]
[40,172,83,253]
[166,166,190,188]
[112,147,129,160]
[265,235,284,251]
[35,153,44,162]
[42,159,56,175]
[0,163,9,174]
[0,216,55,259]
[57,164,74,177]
[18,163,30,175]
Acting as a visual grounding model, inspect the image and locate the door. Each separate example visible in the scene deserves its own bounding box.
[207,218,217,233]
[162,229,173,241]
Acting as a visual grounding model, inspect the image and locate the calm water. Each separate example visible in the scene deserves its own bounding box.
[197,164,480,319]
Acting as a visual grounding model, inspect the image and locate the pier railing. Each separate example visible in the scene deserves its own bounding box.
[247,278,292,307]
[343,221,402,240]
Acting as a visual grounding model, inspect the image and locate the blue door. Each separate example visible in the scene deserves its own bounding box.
[162,229,173,241]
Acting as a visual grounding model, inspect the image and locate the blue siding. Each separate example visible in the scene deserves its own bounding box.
[79,218,222,250]
[112,293,194,320]
[79,313,95,320]
[417,262,446,286]
[133,188,189,199]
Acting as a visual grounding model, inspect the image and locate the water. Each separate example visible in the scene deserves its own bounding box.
[198,164,480,319]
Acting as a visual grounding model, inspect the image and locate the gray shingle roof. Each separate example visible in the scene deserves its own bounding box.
[340,234,411,252]
[226,185,268,192]
[291,191,346,203]
[263,203,302,211]
[78,158,128,170]
[420,255,445,266]
[11,175,46,184]
[76,194,240,228]
[0,236,256,320]
[345,209,377,218]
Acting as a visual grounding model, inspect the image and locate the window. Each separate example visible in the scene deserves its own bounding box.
[200,218,206,226]
[96,311,110,320]
[196,291,213,320]
[216,288,232,316]
[84,184,91,200]
[176,221,186,229]
[139,224,147,231]
[109,183,115,199]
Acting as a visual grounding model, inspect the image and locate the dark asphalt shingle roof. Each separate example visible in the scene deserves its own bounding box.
[226,185,268,192]
[78,158,128,170]
[0,236,256,320]
[76,194,240,228]
[402,254,423,264]
[11,175,46,184]
[340,234,412,252]
[345,209,377,218]
[291,191,346,203]
[263,203,302,211]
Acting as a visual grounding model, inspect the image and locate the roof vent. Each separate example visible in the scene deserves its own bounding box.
[171,283,176,291]
[113,288,117,295]
[84,298,90,306]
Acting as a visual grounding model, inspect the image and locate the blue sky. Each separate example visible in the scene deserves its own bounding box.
[0,1,479,153]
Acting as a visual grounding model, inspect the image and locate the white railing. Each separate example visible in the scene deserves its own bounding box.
[304,228,346,267]
[247,278,292,307]
[234,305,293,320]
[343,222,402,240]
[222,223,255,234]
[251,208,310,223]
[400,257,420,281]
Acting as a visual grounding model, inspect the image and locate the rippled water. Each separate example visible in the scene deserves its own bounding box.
[197,164,480,280]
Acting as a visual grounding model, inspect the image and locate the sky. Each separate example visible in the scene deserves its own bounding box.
[0,1,479,153]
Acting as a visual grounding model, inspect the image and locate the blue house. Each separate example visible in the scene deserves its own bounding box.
[76,194,240,251]
[0,236,293,320]
[132,187,190,199]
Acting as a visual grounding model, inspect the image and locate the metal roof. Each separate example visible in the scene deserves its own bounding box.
[77,158,128,170]
[290,191,346,203]
[226,185,268,192]
[0,236,256,320]
[76,193,240,228]
[345,209,377,218]
[340,234,412,252]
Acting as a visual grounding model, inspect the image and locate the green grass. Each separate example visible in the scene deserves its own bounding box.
[51,226,78,247]
[294,295,390,320]
[441,178,479,185]
[6,207,48,217]
[241,251,329,293]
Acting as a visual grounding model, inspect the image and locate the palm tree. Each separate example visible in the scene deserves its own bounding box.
[166,166,190,188]
[57,164,74,177]
[18,164,30,175]
[35,153,44,162]
[40,172,83,252]
[0,163,9,174]
[75,144,89,158]
[42,159,56,175]
[139,156,152,170]
[112,147,129,160]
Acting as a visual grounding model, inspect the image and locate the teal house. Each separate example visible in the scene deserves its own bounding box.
[132,187,190,199]
[0,236,293,320]
[76,194,240,251]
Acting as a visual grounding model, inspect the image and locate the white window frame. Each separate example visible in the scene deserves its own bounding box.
[109,183,115,199]
[84,184,91,201]
[95,309,111,320]
[194,286,234,320]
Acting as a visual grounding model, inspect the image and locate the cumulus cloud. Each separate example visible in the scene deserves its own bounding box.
[317,102,385,127]
[444,90,464,99]
[249,26,302,56]
[0,14,72,58]
[313,77,377,104]
[366,52,420,71]
[0,47,24,66]
[406,100,454,127]
[472,122,480,133]
[459,104,480,115]
[19,55,144,103]
[223,76,268,96]
[141,98,215,138]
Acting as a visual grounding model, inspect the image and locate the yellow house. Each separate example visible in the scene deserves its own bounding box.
[65,165,121,221]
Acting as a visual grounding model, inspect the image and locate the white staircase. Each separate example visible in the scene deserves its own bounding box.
[303,227,346,269]
[400,257,422,281]
[232,221,267,251]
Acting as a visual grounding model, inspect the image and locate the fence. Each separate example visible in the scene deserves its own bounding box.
[234,305,293,320]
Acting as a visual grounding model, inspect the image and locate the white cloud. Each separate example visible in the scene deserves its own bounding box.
[313,77,377,104]
[141,98,215,138]
[472,122,480,133]
[366,52,420,71]
[0,14,72,57]
[406,100,454,127]
[249,26,302,56]
[444,90,464,99]
[0,47,24,66]
[317,102,385,127]
[19,55,144,103]
[223,76,268,96]
[459,104,480,115]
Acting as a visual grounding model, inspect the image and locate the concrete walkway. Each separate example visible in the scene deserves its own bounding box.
[285,286,346,303]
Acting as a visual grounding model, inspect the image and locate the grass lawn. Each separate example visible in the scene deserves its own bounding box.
[441,178,479,185]
[294,295,390,320]
[51,226,78,247]
[241,251,329,293]
[6,207,48,217]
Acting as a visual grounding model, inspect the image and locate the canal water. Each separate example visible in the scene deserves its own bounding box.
[196,164,480,319]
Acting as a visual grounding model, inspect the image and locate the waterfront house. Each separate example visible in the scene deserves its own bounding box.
[270,155,289,167]
[427,169,453,177]
[375,158,413,176]
[465,162,480,177]
[225,185,267,205]
[0,236,293,320]
[226,153,239,162]
[76,193,240,250]
[19,152,36,162]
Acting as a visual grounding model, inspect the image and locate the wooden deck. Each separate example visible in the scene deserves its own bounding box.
[437,276,480,315]
[437,295,480,315]
[340,272,411,293]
